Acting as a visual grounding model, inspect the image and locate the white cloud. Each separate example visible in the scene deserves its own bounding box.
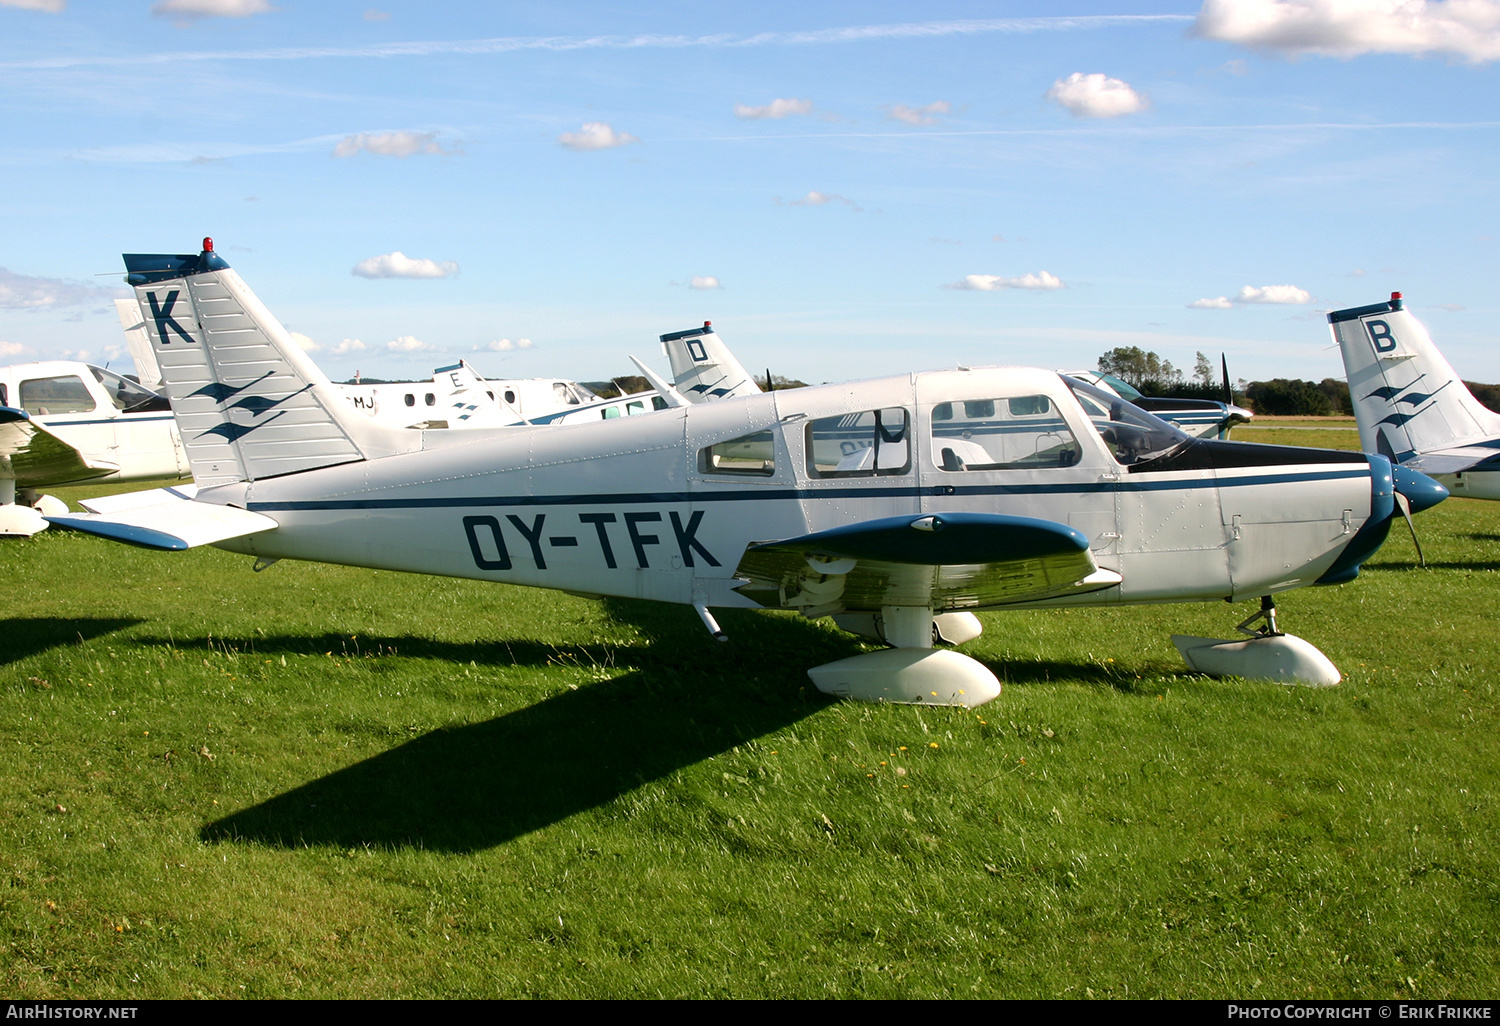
[0,268,123,309]
[0,340,27,357]
[776,190,861,211]
[1237,284,1311,304]
[1190,284,1312,307]
[1,0,65,11]
[558,122,637,151]
[333,131,452,158]
[688,275,722,290]
[948,271,1065,291]
[1192,0,1500,62]
[387,336,435,352]
[483,338,533,351]
[289,331,318,351]
[352,252,459,279]
[152,0,276,20]
[887,100,951,125]
[1045,72,1147,118]
[363,8,390,20]
[734,98,814,120]
[331,338,367,355]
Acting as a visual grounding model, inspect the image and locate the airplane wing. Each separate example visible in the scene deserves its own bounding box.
[733,512,1121,615]
[0,406,119,488]
[46,486,276,551]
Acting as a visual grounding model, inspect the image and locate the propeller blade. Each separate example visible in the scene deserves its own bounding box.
[765,367,774,392]
[1393,490,1426,568]
[1221,353,1233,407]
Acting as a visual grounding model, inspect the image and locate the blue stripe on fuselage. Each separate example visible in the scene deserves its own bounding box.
[245,467,1369,513]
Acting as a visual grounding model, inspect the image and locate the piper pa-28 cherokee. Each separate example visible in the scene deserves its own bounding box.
[47,241,1448,706]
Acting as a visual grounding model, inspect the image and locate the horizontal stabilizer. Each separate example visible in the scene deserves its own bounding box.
[48,495,276,551]
[735,512,1117,613]
[78,484,200,515]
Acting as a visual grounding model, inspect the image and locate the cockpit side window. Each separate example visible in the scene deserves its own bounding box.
[805,408,911,477]
[19,375,95,415]
[930,395,1080,471]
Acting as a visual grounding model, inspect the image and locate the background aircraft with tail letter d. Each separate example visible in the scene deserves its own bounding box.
[47,240,1448,706]
[1331,292,1500,502]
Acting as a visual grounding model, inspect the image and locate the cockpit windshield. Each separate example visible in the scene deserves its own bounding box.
[89,366,171,414]
[1065,376,1191,467]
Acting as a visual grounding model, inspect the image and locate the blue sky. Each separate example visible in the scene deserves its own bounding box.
[2,0,1497,388]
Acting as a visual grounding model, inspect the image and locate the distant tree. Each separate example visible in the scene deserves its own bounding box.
[1464,382,1500,414]
[1193,351,1215,389]
[756,373,808,391]
[1317,377,1353,416]
[1097,347,1181,389]
[1245,378,1332,416]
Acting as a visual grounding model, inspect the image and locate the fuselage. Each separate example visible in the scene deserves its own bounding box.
[209,367,1384,612]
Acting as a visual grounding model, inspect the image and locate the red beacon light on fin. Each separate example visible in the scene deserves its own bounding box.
[704,321,711,329]
[1391,291,1402,302]
[203,237,214,252]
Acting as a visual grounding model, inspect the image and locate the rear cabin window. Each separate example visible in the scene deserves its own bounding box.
[19,375,95,415]
[930,396,1080,471]
[700,429,776,476]
[806,408,910,477]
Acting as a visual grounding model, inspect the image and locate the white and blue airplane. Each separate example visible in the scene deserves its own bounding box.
[1,359,189,536]
[1331,292,1500,501]
[47,241,1448,705]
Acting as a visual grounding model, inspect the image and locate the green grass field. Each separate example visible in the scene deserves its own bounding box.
[3,450,1497,998]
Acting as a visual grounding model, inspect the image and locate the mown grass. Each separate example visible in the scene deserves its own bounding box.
[1,474,1497,998]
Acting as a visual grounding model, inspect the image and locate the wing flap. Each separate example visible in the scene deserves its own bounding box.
[734,512,1118,613]
[47,494,276,551]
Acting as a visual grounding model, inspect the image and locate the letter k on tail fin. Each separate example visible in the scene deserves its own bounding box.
[125,239,414,486]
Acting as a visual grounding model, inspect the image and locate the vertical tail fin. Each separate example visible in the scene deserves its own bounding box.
[660,322,762,403]
[1329,293,1500,462]
[115,298,163,391]
[125,239,412,487]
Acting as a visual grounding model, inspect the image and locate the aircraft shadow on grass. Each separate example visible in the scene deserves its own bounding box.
[196,600,1127,853]
[0,617,142,666]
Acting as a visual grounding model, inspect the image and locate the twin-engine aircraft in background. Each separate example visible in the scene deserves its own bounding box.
[47,241,1448,706]
[1331,293,1500,502]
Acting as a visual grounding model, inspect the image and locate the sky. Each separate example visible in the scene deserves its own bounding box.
[1,0,1498,388]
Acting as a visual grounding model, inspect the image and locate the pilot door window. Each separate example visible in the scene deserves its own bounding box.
[805,408,911,477]
[929,396,1081,471]
[19,375,96,416]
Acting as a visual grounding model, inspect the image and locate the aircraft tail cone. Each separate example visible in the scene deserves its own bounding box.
[808,648,1000,707]
[1172,633,1341,687]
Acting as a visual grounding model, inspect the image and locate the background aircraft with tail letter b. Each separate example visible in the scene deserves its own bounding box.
[1331,292,1500,502]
